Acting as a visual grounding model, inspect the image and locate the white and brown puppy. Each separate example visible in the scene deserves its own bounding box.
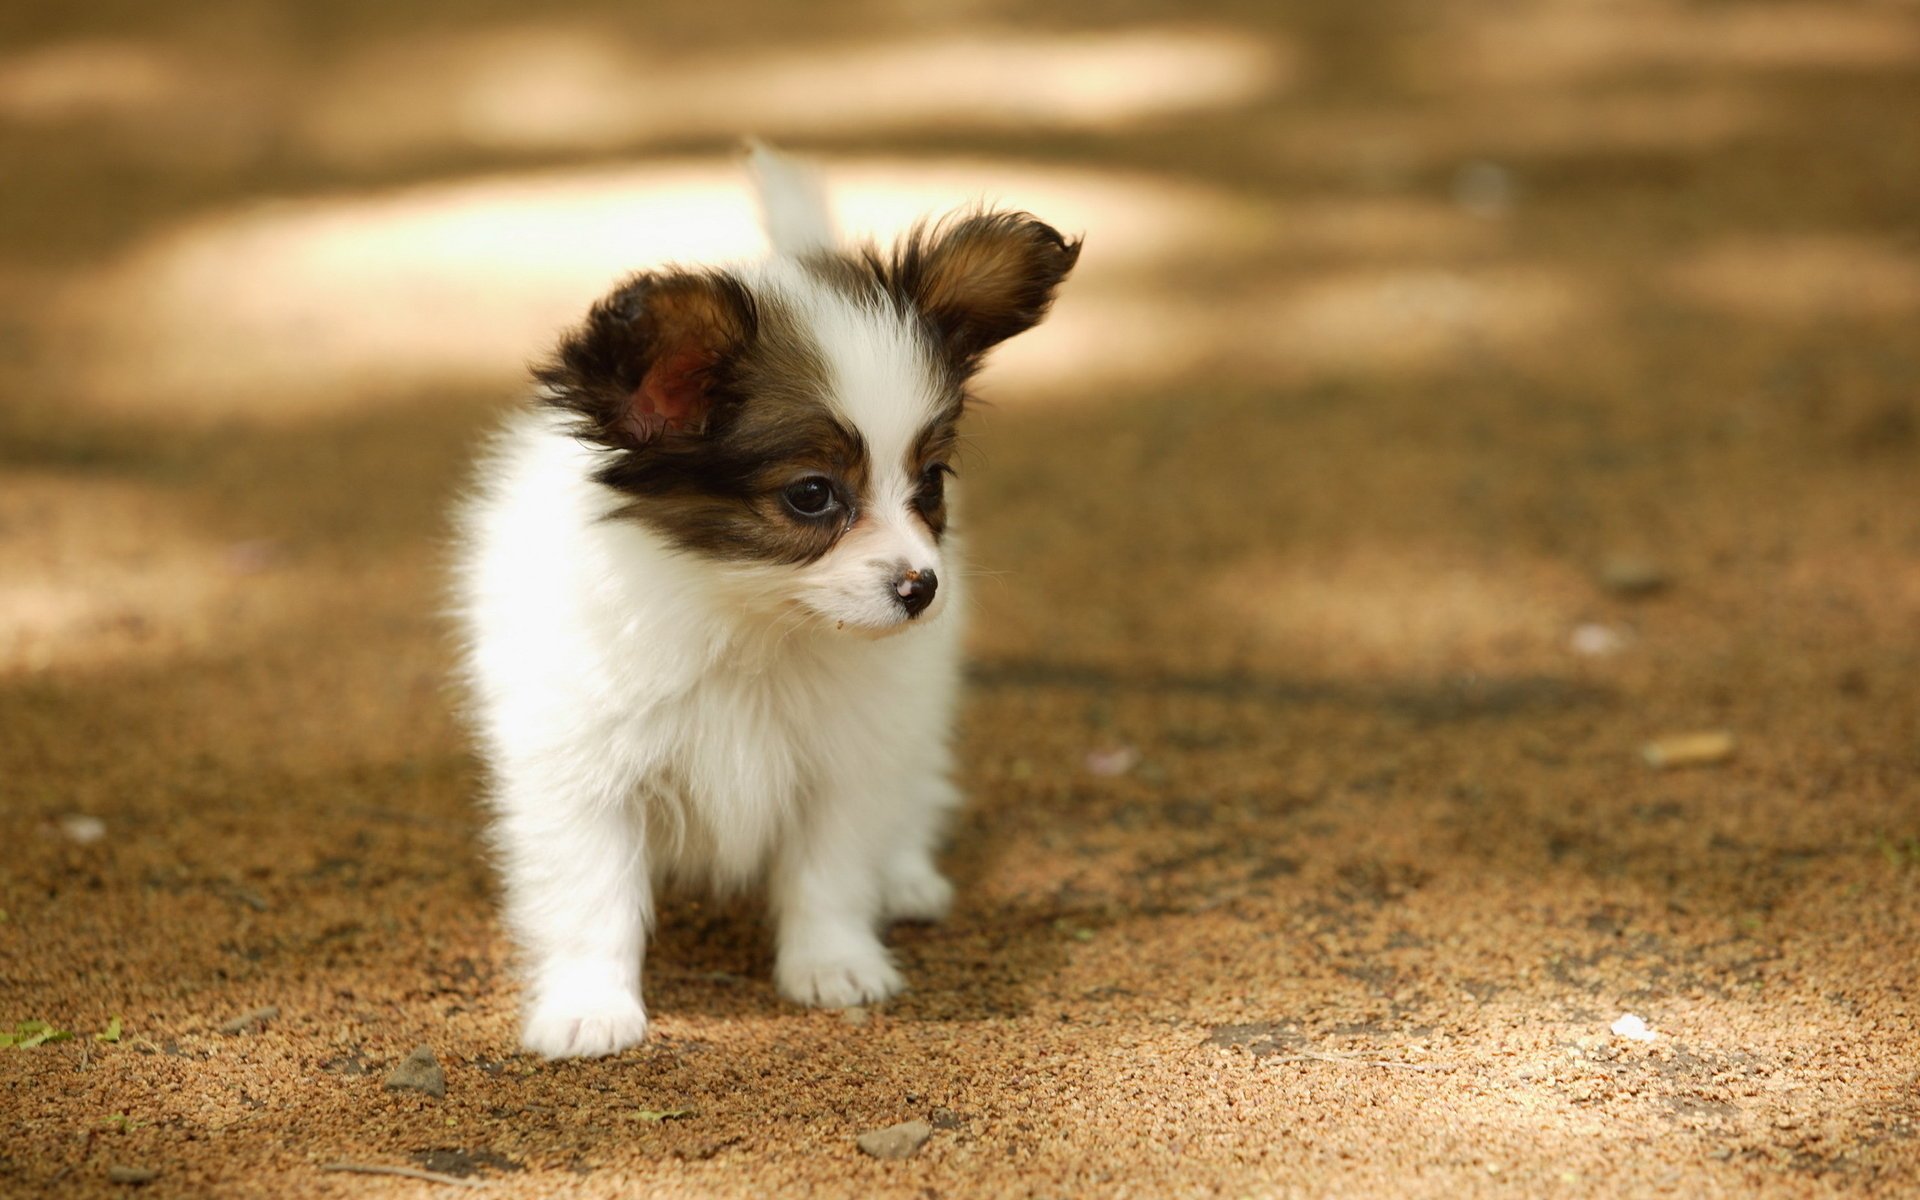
[455,148,1078,1058]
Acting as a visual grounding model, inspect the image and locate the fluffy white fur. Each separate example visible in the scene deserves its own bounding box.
[454,162,969,1059]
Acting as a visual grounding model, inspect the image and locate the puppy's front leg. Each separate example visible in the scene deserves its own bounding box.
[492,767,652,1058]
[878,771,958,924]
[770,785,904,1009]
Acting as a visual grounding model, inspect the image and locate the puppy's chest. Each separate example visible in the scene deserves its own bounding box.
[629,648,884,811]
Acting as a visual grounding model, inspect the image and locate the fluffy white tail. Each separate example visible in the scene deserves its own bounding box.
[745,139,837,258]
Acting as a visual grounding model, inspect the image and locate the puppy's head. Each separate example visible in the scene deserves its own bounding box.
[538,211,1080,634]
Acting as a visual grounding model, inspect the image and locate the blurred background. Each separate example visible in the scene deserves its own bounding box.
[2,0,1917,1194]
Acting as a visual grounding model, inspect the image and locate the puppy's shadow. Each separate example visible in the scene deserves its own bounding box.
[641,842,1066,1025]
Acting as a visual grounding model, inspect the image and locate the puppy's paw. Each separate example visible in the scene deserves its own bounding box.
[522,988,649,1059]
[775,943,904,1009]
[881,859,954,924]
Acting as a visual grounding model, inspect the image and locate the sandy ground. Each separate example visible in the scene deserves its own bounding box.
[3,1,1918,1196]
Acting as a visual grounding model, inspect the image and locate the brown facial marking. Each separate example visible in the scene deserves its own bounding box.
[907,415,961,539]
[536,273,870,565]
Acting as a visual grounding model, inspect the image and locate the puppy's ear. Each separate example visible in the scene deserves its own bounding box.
[888,212,1081,370]
[537,271,756,449]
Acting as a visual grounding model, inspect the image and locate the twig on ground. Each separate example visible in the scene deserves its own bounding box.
[1264,1050,1452,1072]
[319,1162,492,1188]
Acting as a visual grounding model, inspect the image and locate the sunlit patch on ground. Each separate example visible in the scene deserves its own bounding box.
[1253,198,1500,259]
[0,475,237,675]
[52,158,1277,416]
[1666,236,1920,323]
[52,152,1583,416]
[0,468,450,700]
[0,38,271,172]
[1256,268,1586,373]
[300,25,1293,163]
[1208,549,1587,675]
[992,267,1591,395]
[1421,0,1920,89]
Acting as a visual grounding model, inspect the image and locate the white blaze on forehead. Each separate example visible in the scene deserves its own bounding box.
[757,258,947,513]
[745,259,954,631]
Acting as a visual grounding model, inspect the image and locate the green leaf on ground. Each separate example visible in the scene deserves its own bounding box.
[96,1016,123,1043]
[6,1020,76,1048]
[1877,835,1920,867]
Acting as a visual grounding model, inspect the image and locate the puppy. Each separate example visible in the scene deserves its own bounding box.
[454,146,1078,1058]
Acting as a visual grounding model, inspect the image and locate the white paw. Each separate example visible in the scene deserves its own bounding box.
[522,985,648,1059]
[775,944,905,1009]
[881,861,954,924]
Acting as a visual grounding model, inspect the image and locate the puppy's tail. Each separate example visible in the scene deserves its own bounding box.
[744,139,837,258]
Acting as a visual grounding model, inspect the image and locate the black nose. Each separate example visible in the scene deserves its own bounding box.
[894,567,938,617]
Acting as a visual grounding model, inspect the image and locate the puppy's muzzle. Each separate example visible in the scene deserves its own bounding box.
[893,567,938,618]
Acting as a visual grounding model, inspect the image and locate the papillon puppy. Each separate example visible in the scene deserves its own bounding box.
[454,146,1079,1058]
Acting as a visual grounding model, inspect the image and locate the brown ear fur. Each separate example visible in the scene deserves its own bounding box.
[536,271,757,451]
[880,212,1081,370]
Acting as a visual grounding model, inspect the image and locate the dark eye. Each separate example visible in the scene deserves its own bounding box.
[782,476,837,517]
[918,463,952,508]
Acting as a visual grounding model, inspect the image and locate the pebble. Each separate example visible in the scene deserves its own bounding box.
[1599,557,1670,597]
[107,1166,158,1185]
[839,1006,871,1027]
[384,1044,446,1098]
[219,1005,279,1035]
[1569,623,1629,657]
[59,815,106,844]
[1641,731,1736,769]
[856,1119,932,1160]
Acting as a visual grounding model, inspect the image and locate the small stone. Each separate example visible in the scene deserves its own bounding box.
[384,1044,446,1098]
[1640,731,1736,769]
[839,1006,871,1027]
[219,1005,279,1035]
[856,1119,932,1160]
[1599,556,1670,597]
[58,814,106,844]
[1084,745,1139,777]
[1569,623,1629,657]
[108,1166,158,1185]
[1610,1013,1658,1042]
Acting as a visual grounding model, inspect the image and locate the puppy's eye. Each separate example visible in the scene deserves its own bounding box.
[917,462,952,509]
[782,476,837,517]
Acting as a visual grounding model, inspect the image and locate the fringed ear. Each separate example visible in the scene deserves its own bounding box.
[536,271,756,450]
[885,212,1081,370]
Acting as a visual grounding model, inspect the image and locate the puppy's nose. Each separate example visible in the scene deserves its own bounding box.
[893,567,938,618]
